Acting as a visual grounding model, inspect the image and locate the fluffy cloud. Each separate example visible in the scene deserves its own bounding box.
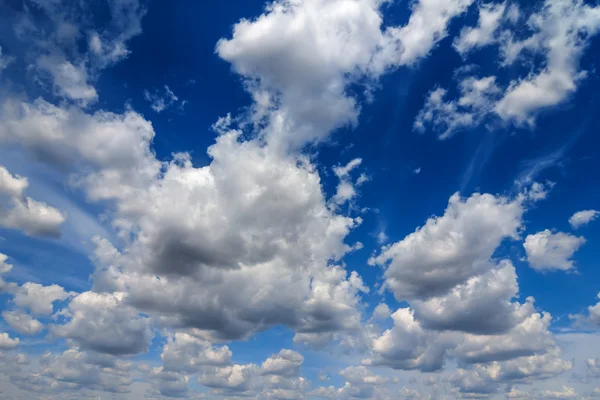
[495,0,600,124]
[261,349,304,378]
[454,2,507,55]
[0,253,13,275]
[416,0,600,134]
[217,0,475,151]
[36,56,98,106]
[161,332,232,373]
[7,282,71,315]
[524,230,586,272]
[412,261,535,334]
[2,310,44,335]
[0,332,19,350]
[52,292,153,355]
[569,210,599,229]
[369,190,525,300]
[0,165,66,237]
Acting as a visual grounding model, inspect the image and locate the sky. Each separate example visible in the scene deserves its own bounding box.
[0,0,600,399]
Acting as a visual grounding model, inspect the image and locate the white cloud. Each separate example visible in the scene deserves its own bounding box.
[9,282,72,315]
[0,253,13,275]
[454,2,507,55]
[0,165,66,237]
[541,385,578,399]
[161,332,232,373]
[52,292,153,355]
[261,349,304,378]
[417,0,600,134]
[331,158,365,206]
[0,332,19,350]
[414,76,500,138]
[369,190,526,300]
[524,230,586,272]
[569,210,599,229]
[379,0,474,67]
[2,310,44,335]
[144,85,180,113]
[495,0,600,125]
[36,56,98,106]
[217,0,475,151]
[412,261,535,334]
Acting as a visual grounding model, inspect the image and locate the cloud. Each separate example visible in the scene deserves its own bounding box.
[217,0,475,151]
[331,158,365,206]
[524,230,586,272]
[7,282,72,315]
[569,210,599,229]
[454,2,507,55]
[0,46,15,73]
[36,55,98,106]
[161,332,232,373]
[412,261,535,334]
[495,0,600,125]
[0,253,13,275]
[369,190,527,300]
[416,0,600,134]
[0,165,66,237]
[0,332,19,350]
[541,385,578,399]
[414,76,500,138]
[52,292,154,355]
[2,310,44,335]
[144,85,180,113]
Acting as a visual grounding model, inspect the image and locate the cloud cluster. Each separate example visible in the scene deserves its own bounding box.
[416,0,600,137]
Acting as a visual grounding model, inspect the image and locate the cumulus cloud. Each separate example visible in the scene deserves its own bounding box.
[52,292,153,355]
[217,0,475,151]
[0,253,13,275]
[161,332,232,373]
[416,0,600,134]
[7,282,72,315]
[0,165,66,237]
[0,332,19,350]
[412,261,535,334]
[369,190,526,300]
[524,230,586,272]
[2,310,44,335]
[495,0,600,125]
[454,2,507,55]
[569,210,599,229]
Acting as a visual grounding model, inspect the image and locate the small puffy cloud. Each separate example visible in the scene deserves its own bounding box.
[261,349,304,378]
[0,165,66,237]
[0,253,13,275]
[569,209,599,229]
[372,303,391,321]
[524,230,586,272]
[454,2,507,55]
[53,291,153,355]
[0,332,20,350]
[2,310,44,335]
[10,282,72,315]
[331,158,365,206]
[161,332,232,372]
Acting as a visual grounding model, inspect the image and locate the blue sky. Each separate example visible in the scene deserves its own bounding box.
[0,0,600,399]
